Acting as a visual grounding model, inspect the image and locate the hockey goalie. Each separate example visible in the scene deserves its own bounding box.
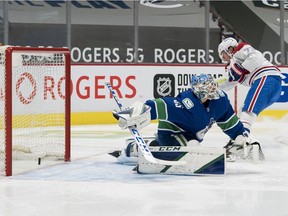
[109,74,265,175]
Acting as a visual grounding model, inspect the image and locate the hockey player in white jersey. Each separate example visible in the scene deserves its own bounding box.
[217,37,283,133]
[111,74,264,171]
[217,38,284,160]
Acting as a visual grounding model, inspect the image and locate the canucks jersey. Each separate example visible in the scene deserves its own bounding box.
[145,89,246,145]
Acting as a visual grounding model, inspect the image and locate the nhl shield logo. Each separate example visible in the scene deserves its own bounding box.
[153,74,175,98]
[157,78,172,97]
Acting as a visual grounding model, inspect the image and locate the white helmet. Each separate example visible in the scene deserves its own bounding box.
[218,37,238,60]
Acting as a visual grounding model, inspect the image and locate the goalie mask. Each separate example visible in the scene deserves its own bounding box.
[191,74,221,100]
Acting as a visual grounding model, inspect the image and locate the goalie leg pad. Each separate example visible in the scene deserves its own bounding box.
[137,146,226,175]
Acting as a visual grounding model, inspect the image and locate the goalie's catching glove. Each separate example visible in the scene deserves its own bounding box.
[225,135,265,162]
[113,101,151,131]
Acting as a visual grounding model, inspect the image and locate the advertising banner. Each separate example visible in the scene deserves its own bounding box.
[71,64,288,124]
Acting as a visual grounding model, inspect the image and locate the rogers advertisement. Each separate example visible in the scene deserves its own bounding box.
[6,64,288,123]
[70,64,288,112]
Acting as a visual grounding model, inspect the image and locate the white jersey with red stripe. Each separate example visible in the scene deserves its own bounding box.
[232,42,283,86]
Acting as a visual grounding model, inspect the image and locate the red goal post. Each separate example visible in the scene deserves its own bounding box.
[0,46,71,176]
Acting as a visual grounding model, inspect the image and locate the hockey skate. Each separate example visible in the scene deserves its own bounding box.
[225,139,265,162]
[109,141,139,165]
[109,137,158,165]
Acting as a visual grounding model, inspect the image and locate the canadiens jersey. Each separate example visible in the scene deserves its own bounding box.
[145,89,245,142]
[229,42,283,87]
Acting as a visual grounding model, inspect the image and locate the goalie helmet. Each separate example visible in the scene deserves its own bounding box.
[218,37,238,60]
[191,74,221,100]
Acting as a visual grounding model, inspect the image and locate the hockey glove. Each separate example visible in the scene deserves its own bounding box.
[227,60,250,82]
[226,135,265,162]
[113,101,151,131]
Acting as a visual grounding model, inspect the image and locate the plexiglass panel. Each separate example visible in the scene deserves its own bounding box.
[0,0,286,65]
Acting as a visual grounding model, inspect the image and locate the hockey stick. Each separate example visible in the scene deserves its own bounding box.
[105,82,186,166]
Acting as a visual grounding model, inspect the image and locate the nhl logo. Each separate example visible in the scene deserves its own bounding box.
[157,77,172,97]
[153,74,175,98]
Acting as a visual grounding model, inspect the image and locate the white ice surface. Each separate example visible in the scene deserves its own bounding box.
[1,118,288,216]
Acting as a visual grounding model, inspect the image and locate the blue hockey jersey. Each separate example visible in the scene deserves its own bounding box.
[145,89,246,146]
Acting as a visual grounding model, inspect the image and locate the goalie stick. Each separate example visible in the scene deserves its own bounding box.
[105,81,186,166]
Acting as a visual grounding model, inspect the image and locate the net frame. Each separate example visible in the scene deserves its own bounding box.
[1,46,71,176]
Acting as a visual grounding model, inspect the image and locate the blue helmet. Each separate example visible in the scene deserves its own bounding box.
[191,74,220,100]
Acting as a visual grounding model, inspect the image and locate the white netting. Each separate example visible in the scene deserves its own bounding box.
[0,46,69,175]
[0,49,6,173]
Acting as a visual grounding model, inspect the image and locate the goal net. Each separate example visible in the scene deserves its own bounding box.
[0,46,70,176]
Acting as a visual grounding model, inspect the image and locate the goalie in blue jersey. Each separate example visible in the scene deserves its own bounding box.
[112,74,264,164]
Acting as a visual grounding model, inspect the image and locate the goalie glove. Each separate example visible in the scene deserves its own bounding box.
[225,135,265,162]
[113,101,151,131]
